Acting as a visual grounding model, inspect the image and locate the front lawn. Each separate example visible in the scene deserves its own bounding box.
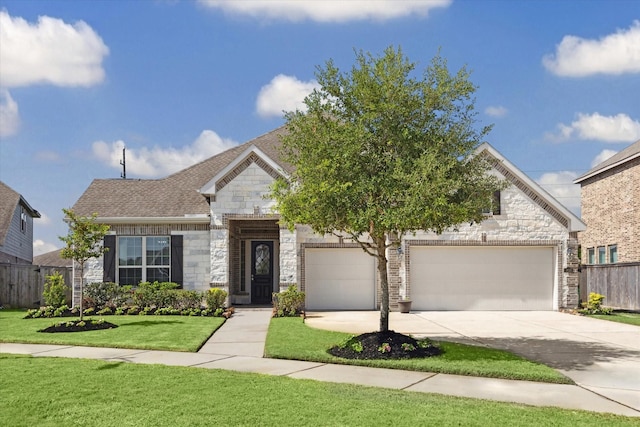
[1,354,635,427]
[265,317,571,384]
[0,309,224,352]
[588,311,640,327]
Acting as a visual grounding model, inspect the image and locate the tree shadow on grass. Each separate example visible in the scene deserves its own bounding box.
[96,361,125,370]
[469,337,640,371]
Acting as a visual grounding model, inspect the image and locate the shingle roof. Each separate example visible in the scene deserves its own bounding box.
[73,127,289,218]
[33,248,72,267]
[0,181,40,246]
[574,139,640,184]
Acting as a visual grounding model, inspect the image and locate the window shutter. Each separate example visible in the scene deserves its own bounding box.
[171,235,183,288]
[103,235,116,282]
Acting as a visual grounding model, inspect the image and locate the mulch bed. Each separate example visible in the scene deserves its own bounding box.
[329,330,442,360]
[39,320,118,333]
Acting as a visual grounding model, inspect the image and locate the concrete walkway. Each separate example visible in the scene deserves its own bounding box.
[1,308,638,417]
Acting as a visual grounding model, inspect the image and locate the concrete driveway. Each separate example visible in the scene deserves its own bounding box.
[304,310,640,412]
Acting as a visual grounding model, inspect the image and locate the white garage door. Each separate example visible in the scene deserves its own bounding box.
[305,248,376,310]
[410,246,554,310]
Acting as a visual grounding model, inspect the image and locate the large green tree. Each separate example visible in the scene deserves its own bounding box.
[271,46,506,332]
[59,208,110,320]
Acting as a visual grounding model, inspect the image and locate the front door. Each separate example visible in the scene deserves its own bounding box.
[251,241,273,304]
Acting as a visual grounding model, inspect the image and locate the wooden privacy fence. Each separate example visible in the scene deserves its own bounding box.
[0,263,72,308]
[579,262,640,311]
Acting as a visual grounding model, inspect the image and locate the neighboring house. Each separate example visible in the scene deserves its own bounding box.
[72,127,585,311]
[0,181,41,264]
[574,139,640,265]
[33,248,73,268]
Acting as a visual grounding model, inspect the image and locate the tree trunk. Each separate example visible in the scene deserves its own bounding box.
[78,263,84,321]
[374,235,389,332]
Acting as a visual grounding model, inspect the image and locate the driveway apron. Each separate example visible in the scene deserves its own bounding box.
[305,310,640,413]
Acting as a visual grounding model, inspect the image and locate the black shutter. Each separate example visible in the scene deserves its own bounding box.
[170,235,183,288]
[103,235,116,282]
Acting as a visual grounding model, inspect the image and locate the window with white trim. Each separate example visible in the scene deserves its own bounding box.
[587,247,595,264]
[20,207,27,233]
[597,246,606,264]
[118,236,171,285]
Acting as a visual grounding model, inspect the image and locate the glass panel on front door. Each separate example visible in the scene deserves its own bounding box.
[255,244,270,275]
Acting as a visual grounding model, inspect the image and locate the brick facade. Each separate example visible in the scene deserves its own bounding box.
[579,157,640,263]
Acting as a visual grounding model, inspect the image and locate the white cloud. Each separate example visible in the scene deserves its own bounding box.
[591,149,618,168]
[0,88,20,138]
[256,74,319,118]
[36,212,52,226]
[197,0,451,23]
[546,113,640,143]
[484,105,508,118]
[0,10,109,88]
[92,130,239,178]
[536,171,581,212]
[543,20,640,77]
[33,239,59,256]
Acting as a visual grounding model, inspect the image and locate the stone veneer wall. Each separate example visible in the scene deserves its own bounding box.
[579,158,640,263]
[397,183,577,309]
[75,224,210,306]
[209,162,280,294]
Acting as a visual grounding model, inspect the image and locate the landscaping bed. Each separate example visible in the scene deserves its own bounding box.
[0,309,225,352]
[265,317,572,384]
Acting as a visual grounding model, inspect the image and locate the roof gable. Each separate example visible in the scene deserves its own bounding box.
[477,143,586,232]
[73,127,289,219]
[0,181,40,246]
[199,144,288,196]
[574,139,640,184]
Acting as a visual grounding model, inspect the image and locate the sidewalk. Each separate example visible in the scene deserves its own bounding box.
[1,308,638,418]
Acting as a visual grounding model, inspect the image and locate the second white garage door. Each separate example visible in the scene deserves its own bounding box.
[305,248,376,310]
[410,246,554,310]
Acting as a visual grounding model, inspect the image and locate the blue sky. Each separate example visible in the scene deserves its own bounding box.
[0,0,638,256]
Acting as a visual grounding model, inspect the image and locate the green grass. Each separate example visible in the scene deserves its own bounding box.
[588,311,640,326]
[0,309,224,352]
[265,317,572,384]
[1,354,635,427]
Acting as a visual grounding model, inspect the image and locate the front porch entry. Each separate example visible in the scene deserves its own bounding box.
[228,218,279,305]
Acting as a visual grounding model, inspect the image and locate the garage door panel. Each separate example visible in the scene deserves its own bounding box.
[411,246,553,311]
[305,248,376,310]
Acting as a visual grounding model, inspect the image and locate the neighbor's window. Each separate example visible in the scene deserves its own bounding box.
[608,245,618,264]
[482,191,501,216]
[20,207,27,233]
[597,246,606,264]
[118,236,170,285]
[587,248,595,264]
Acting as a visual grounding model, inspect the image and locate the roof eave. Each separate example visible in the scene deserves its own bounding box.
[574,152,640,184]
[83,215,210,225]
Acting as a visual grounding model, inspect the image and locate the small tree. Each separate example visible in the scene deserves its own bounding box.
[271,46,506,332]
[43,270,69,308]
[59,208,110,320]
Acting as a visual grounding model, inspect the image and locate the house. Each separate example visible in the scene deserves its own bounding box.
[0,181,41,264]
[33,248,73,268]
[574,139,640,265]
[72,127,585,311]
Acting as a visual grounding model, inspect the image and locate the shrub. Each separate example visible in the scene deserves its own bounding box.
[175,290,203,310]
[205,288,227,310]
[85,282,131,309]
[580,292,613,315]
[272,285,305,317]
[133,281,180,308]
[42,271,69,308]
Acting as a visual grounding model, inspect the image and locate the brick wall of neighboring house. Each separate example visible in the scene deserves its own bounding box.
[579,157,640,263]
